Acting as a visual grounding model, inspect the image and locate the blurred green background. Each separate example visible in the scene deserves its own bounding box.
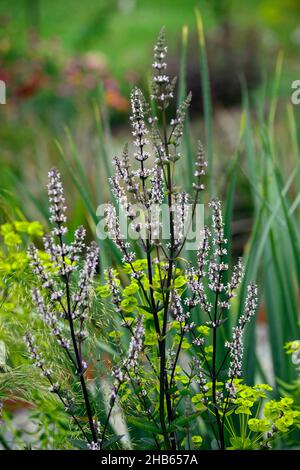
[1,0,300,219]
[1,0,300,76]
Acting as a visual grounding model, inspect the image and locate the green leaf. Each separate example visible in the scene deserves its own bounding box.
[248,418,271,433]
[139,304,163,314]
[179,389,190,396]
[102,435,124,449]
[120,297,138,312]
[167,411,202,433]
[167,386,178,395]
[128,418,162,435]
[174,275,187,288]
[68,438,87,450]
[123,283,139,297]
[96,285,111,298]
[192,435,203,447]
[229,436,254,450]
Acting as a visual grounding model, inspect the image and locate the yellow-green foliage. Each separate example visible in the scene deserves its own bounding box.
[0,220,43,362]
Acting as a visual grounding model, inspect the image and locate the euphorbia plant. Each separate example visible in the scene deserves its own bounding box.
[22,28,300,451]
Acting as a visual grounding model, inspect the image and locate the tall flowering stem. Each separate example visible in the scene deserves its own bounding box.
[209,198,228,449]
[27,168,99,445]
[221,282,258,435]
[100,28,259,451]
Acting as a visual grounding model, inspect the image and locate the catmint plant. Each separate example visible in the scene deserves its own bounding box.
[96,28,260,450]
[26,168,100,447]
[23,28,300,451]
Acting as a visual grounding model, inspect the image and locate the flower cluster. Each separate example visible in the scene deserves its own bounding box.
[32,288,70,349]
[206,200,228,300]
[110,148,137,215]
[186,226,211,315]
[171,290,188,324]
[239,282,258,326]
[26,168,100,443]
[130,88,150,163]
[110,316,145,403]
[28,170,99,324]
[228,257,244,298]
[124,316,145,374]
[210,199,227,249]
[72,241,99,312]
[47,168,68,235]
[24,332,52,378]
[226,283,258,382]
[151,28,175,108]
[193,357,209,397]
[170,93,192,148]
[181,199,257,408]
[193,141,207,191]
[149,165,164,206]
[105,203,135,263]
[106,84,168,250]
[174,192,190,247]
[106,268,122,313]
[28,243,54,290]
[110,367,124,404]
[87,420,102,450]
[196,226,210,278]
